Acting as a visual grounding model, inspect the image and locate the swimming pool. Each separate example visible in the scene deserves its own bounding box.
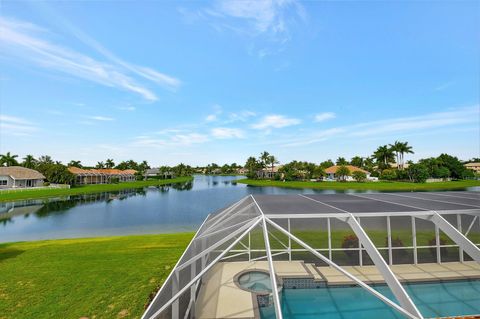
[259,280,480,319]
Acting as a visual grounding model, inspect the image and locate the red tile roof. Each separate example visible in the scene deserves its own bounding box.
[324,165,369,174]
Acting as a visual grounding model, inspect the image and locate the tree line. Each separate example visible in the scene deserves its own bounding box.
[241,141,479,183]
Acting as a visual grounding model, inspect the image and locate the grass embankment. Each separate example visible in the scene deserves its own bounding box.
[0,176,193,202]
[0,233,194,319]
[237,179,480,191]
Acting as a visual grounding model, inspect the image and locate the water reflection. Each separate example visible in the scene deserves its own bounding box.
[0,175,478,243]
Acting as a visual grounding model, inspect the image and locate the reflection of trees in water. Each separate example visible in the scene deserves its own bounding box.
[35,199,78,218]
[172,182,193,191]
[154,181,193,192]
[0,217,13,225]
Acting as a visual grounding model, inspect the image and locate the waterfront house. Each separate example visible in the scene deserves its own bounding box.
[325,165,371,181]
[464,162,480,173]
[144,168,175,179]
[0,166,45,189]
[68,167,137,185]
[257,165,283,179]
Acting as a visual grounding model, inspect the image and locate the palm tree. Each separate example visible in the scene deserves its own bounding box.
[390,141,403,168]
[260,151,270,168]
[22,154,37,169]
[398,142,414,170]
[68,160,82,168]
[336,157,348,165]
[96,161,105,169]
[105,159,115,169]
[373,145,395,170]
[0,152,19,166]
[37,155,53,165]
[350,156,364,168]
[267,155,279,177]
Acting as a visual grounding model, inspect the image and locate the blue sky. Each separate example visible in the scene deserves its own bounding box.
[1,0,479,166]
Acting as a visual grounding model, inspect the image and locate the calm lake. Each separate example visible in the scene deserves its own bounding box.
[1,175,479,242]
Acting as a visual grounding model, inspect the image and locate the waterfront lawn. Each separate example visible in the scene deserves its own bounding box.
[0,176,193,202]
[0,233,194,319]
[237,179,480,191]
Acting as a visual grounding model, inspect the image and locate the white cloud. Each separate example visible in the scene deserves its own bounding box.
[314,112,336,122]
[349,106,479,137]
[181,0,306,57]
[252,114,301,130]
[0,17,181,101]
[87,116,115,121]
[206,114,218,122]
[226,110,256,123]
[210,0,304,39]
[0,114,37,136]
[275,105,479,147]
[172,133,209,145]
[211,127,245,139]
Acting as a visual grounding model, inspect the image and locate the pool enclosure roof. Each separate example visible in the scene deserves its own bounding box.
[143,191,480,319]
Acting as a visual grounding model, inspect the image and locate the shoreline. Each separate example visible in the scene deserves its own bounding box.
[236,178,480,191]
[0,176,193,202]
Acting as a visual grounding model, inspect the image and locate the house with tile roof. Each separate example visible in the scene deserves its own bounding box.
[0,166,45,188]
[68,167,137,185]
[324,165,372,181]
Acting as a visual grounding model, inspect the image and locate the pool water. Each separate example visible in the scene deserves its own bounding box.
[260,280,480,319]
[238,271,272,292]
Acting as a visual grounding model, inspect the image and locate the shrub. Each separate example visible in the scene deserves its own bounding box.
[110,177,120,184]
[380,169,397,181]
[406,164,429,183]
[43,182,50,186]
[352,171,367,182]
[342,234,359,262]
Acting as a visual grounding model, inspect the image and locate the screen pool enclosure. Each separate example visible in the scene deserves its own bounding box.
[142,191,480,319]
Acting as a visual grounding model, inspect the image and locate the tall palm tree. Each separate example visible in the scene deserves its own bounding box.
[389,141,402,168]
[105,159,115,169]
[373,145,395,169]
[0,152,19,166]
[267,155,279,177]
[22,154,37,169]
[260,151,270,168]
[96,161,105,169]
[398,142,414,169]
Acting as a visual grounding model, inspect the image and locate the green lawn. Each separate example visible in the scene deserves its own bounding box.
[0,177,193,202]
[0,233,194,319]
[237,179,480,191]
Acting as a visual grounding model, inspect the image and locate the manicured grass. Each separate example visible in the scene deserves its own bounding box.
[0,233,194,319]
[0,177,193,202]
[237,179,480,191]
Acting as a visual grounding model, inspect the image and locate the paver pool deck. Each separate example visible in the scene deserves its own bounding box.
[195,261,480,319]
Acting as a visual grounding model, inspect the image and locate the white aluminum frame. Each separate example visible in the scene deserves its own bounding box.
[143,193,480,319]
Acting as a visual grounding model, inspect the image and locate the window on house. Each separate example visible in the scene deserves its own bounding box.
[0,179,8,186]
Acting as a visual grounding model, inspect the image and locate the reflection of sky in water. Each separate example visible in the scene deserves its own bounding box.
[0,175,478,242]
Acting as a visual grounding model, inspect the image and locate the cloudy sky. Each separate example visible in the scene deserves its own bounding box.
[1,1,479,166]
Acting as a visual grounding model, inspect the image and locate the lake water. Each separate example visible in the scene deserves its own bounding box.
[1,175,478,242]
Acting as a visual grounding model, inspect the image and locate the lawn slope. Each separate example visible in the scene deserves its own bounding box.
[0,233,193,319]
